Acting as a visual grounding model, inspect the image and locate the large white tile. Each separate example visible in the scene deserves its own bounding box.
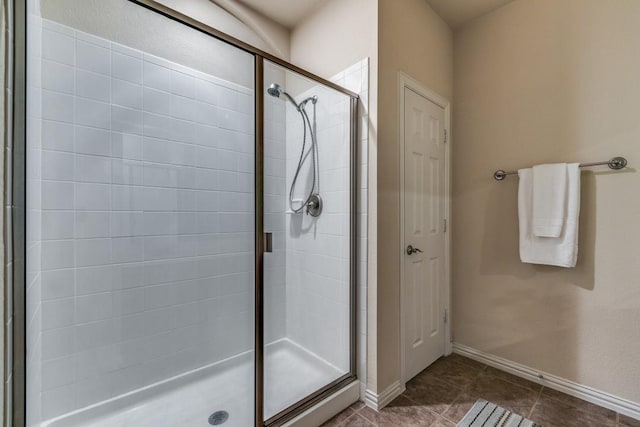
[42,90,74,123]
[143,113,171,140]
[75,211,110,239]
[143,86,171,116]
[112,51,142,84]
[111,105,143,135]
[76,69,110,102]
[111,263,145,289]
[112,287,145,316]
[111,132,142,160]
[195,78,218,105]
[76,293,112,324]
[42,150,75,181]
[139,187,178,211]
[42,120,74,152]
[193,100,218,127]
[143,61,171,92]
[143,236,175,261]
[111,237,144,264]
[75,154,112,183]
[42,297,74,330]
[41,269,75,300]
[112,78,143,110]
[42,327,75,360]
[75,98,111,129]
[110,211,144,237]
[111,185,144,211]
[169,118,196,144]
[170,70,195,98]
[42,355,76,391]
[193,123,218,148]
[42,29,75,66]
[42,181,74,210]
[74,352,116,399]
[143,137,195,166]
[76,40,110,75]
[75,265,112,295]
[75,183,111,210]
[112,159,143,185]
[75,319,115,351]
[75,125,111,157]
[42,60,74,94]
[170,94,197,121]
[142,212,177,236]
[42,211,74,240]
[75,239,111,267]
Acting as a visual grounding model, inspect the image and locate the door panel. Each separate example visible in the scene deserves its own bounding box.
[403,88,446,382]
[262,60,353,423]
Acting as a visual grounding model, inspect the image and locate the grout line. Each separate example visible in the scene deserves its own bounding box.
[528,385,544,418]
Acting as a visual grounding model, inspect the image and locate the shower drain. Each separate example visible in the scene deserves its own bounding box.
[208,410,229,425]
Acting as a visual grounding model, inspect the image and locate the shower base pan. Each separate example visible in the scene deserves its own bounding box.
[41,339,343,427]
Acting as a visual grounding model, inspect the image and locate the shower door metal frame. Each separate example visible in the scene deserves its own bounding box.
[10,1,360,426]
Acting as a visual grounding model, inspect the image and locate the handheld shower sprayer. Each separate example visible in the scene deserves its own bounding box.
[266,83,322,217]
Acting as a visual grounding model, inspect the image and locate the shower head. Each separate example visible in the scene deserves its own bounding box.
[267,83,283,98]
[267,83,300,111]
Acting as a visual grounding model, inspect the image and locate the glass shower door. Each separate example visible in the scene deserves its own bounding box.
[262,60,354,422]
[26,1,256,425]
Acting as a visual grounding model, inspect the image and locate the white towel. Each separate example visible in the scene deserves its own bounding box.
[518,163,580,267]
[532,163,567,237]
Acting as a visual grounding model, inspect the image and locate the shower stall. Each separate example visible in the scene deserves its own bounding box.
[10,0,359,425]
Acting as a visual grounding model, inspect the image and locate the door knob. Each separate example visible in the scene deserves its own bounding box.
[406,245,423,255]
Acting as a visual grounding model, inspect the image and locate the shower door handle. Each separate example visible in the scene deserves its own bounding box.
[264,233,273,253]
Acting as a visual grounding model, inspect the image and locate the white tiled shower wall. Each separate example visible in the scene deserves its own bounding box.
[26,13,367,426]
[27,20,270,423]
[283,59,368,378]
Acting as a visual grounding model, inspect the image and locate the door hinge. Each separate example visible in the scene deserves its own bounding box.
[444,309,448,324]
[443,129,448,144]
[444,219,447,233]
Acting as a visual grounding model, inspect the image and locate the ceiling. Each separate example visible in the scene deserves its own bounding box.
[236,0,326,29]
[425,0,517,29]
[236,0,516,31]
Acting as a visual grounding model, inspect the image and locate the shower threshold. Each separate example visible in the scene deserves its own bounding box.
[41,339,344,427]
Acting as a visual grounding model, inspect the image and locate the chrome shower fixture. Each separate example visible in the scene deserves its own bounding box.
[266,82,321,216]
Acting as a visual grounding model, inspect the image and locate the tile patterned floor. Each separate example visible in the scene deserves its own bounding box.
[323,354,640,427]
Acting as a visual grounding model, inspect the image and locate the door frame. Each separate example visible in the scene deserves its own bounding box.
[398,71,452,385]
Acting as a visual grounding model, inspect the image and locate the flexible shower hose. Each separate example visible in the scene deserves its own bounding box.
[289,100,319,214]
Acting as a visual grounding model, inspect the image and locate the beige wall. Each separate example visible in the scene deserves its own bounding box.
[290,0,377,80]
[163,0,290,60]
[376,0,453,392]
[453,0,640,403]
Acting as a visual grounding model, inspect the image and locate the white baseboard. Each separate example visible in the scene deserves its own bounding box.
[452,342,640,421]
[364,381,405,411]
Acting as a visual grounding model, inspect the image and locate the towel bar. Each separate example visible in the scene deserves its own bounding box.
[493,157,627,180]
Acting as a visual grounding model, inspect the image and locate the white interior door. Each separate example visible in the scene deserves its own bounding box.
[403,87,447,382]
